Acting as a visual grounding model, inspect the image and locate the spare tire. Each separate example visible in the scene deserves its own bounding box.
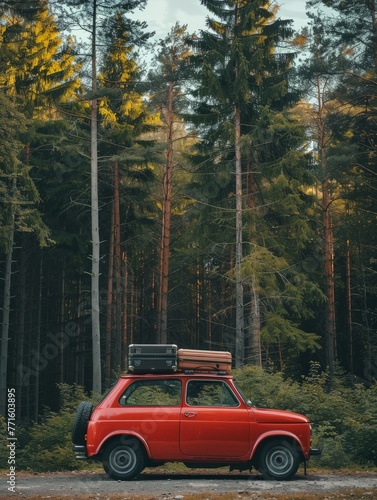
[72,401,93,445]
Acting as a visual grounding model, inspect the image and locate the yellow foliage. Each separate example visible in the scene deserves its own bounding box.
[0,4,79,108]
[292,34,308,49]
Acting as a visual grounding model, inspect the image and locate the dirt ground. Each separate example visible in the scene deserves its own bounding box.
[1,468,377,499]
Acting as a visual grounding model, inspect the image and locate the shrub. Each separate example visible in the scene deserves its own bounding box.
[18,384,98,472]
[345,425,377,466]
[343,383,377,466]
[233,363,377,469]
[314,431,351,469]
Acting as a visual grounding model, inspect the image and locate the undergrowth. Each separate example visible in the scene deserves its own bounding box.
[1,363,376,472]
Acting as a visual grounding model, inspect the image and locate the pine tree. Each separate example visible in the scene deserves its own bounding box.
[147,23,194,344]
[307,0,377,69]
[52,0,151,393]
[0,0,43,20]
[0,2,79,106]
[305,0,377,381]
[98,10,159,377]
[189,0,312,367]
[0,93,51,416]
[0,0,73,416]
[295,14,347,376]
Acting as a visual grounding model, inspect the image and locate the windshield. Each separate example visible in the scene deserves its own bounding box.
[233,381,254,407]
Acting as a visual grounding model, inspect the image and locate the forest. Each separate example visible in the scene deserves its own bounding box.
[0,0,376,426]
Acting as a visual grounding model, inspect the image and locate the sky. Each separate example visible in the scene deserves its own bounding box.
[134,0,309,42]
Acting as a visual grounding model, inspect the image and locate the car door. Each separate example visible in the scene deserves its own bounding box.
[117,378,182,459]
[179,379,250,458]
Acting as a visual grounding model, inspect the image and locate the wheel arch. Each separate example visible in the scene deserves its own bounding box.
[94,432,151,460]
[251,432,305,466]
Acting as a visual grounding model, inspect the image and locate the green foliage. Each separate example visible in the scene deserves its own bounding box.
[17,384,97,472]
[234,364,377,468]
[342,383,377,466]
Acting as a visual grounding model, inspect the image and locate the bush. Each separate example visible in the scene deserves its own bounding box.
[233,364,377,469]
[18,384,97,472]
[314,431,351,469]
[18,410,79,471]
[343,383,377,466]
[346,425,377,465]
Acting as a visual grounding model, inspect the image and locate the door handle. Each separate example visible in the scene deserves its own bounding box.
[184,411,197,418]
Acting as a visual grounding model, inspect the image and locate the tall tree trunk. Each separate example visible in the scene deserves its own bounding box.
[196,262,201,348]
[91,0,101,394]
[34,256,42,422]
[246,162,262,366]
[59,267,65,383]
[114,161,122,366]
[323,172,336,374]
[130,272,135,345]
[122,251,128,370]
[358,240,372,384]
[249,284,262,365]
[316,71,336,376]
[16,240,26,418]
[207,275,212,350]
[105,201,115,385]
[157,81,174,344]
[0,177,16,417]
[346,238,354,379]
[235,103,244,368]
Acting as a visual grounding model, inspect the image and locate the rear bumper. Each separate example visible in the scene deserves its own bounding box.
[73,444,87,460]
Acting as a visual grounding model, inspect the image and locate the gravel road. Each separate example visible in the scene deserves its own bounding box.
[2,470,377,499]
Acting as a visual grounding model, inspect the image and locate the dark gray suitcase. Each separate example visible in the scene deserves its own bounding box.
[128,344,178,373]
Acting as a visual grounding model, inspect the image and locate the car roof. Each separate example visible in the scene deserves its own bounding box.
[120,371,233,380]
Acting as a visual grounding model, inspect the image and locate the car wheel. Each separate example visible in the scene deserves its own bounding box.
[103,438,145,480]
[259,439,299,480]
[71,401,93,445]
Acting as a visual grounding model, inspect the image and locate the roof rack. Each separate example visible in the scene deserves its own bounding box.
[183,369,228,375]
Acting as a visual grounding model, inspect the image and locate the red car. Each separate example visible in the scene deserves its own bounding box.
[72,371,319,480]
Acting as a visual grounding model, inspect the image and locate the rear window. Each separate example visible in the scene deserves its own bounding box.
[119,379,182,406]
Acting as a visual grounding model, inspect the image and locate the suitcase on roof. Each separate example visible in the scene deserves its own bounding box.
[177,348,232,373]
[128,344,178,373]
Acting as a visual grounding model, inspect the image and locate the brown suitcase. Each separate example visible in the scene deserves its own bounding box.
[177,349,232,373]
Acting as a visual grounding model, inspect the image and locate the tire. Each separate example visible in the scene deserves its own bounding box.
[102,438,145,481]
[258,439,299,480]
[71,401,93,445]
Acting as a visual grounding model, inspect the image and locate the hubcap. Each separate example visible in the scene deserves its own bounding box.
[266,447,294,476]
[110,446,137,474]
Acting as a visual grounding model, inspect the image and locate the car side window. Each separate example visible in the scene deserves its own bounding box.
[119,380,181,406]
[186,380,239,407]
